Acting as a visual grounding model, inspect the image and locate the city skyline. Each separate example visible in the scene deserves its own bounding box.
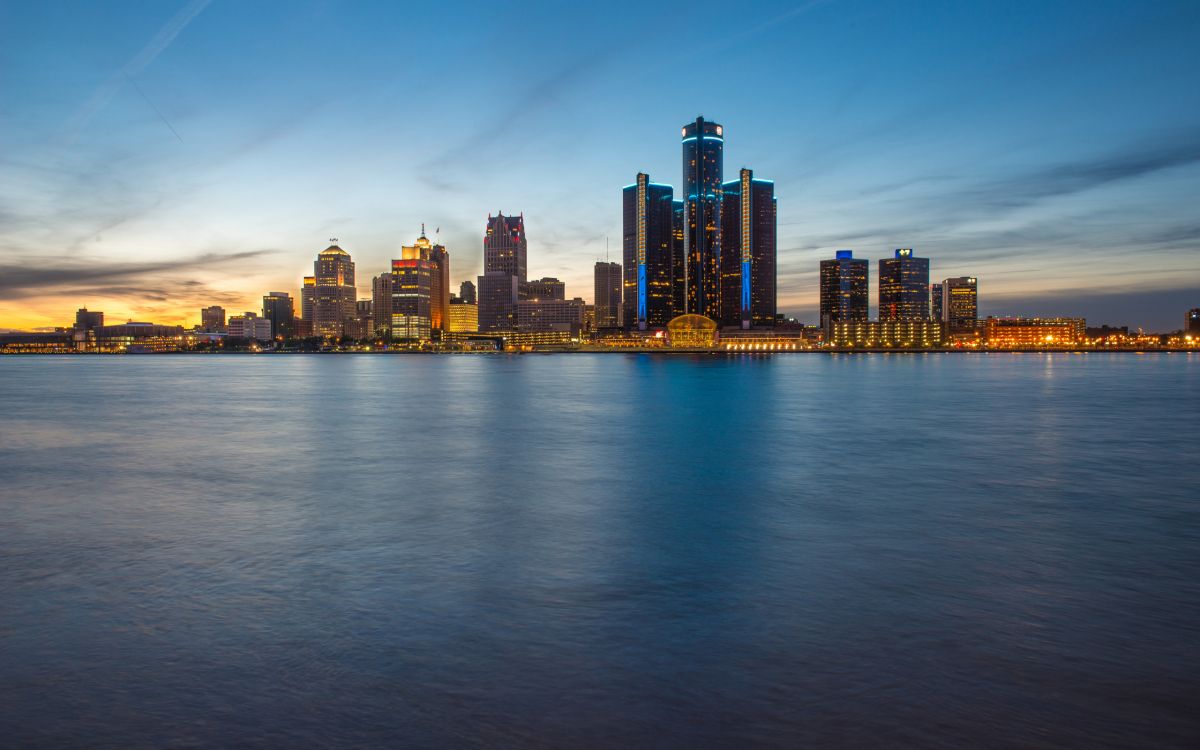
[2,1,1199,332]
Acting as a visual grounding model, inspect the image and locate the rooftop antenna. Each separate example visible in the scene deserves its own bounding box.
[330,237,338,244]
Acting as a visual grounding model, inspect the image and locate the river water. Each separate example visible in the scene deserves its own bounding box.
[1,353,1197,747]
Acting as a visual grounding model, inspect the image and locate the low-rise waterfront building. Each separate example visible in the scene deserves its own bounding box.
[227,313,273,341]
[984,317,1085,347]
[824,320,946,348]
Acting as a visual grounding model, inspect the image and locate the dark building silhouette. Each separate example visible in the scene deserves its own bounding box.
[879,248,930,321]
[623,173,677,329]
[521,277,565,301]
[200,305,225,333]
[372,273,393,338]
[262,293,294,339]
[819,250,869,327]
[1188,308,1200,334]
[719,168,776,328]
[478,272,520,331]
[459,280,476,305]
[75,308,104,333]
[930,283,943,322]
[682,116,724,319]
[594,261,622,329]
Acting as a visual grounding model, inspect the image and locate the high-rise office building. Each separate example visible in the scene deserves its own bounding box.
[343,300,373,340]
[623,173,677,329]
[200,305,225,333]
[372,274,393,338]
[930,283,943,323]
[301,277,315,324]
[402,227,449,337]
[261,292,294,339]
[478,213,527,331]
[477,272,520,331]
[879,248,930,321]
[459,280,476,305]
[484,213,527,282]
[391,256,433,342]
[819,250,869,327]
[941,277,978,333]
[719,168,776,328]
[594,261,622,329]
[1187,308,1200,334]
[521,277,565,301]
[682,116,724,319]
[671,199,685,316]
[312,243,356,338]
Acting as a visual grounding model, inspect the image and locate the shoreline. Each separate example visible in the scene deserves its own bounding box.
[2,348,1195,356]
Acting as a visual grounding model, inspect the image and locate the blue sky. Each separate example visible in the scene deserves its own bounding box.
[1,0,1198,330]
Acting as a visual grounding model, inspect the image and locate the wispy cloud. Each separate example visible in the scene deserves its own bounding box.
[60,0,212,145]
[0,249,276,301]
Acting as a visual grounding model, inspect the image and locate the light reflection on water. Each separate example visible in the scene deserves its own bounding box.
[1,353,1198,748]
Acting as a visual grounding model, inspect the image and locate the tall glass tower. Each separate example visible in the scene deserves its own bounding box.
[682,116,723,319]
[720,168,776,328]
[878,248,930,320]
[819,250,869,327]
[622,173,677,329]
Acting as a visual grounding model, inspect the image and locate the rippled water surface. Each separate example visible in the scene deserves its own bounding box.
[1,353,1198,748]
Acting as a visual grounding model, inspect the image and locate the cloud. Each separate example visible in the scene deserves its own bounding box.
[954,132,1200,214]
[60,0,212,145]
[0,249,277,301]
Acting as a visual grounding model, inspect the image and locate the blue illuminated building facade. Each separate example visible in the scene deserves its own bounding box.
[622,173,677,329]
[620,117,776,330]
[682,117,725,320]
[720,168,776,328]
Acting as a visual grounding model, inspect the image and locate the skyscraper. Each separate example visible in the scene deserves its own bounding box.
[682,116,724,319]
[941,277,978,333]
[477,272,520,331]
[312,243,356,338]
[372,273,394,338]
[879,248,930,321]
[1187,308,1200,334]
[930,283,943,323]
[391,256,433,342]
[301,276,315,324]
[819,250,869,327]
[402,227,450,338]
[622,173,677,329]
[671,199,685,316]
[478,213,527,331]
[459,280,476,305]
[261,292,294,339]
[719,168,776,328]
[594,261,622,329]
[484,213,527,282]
